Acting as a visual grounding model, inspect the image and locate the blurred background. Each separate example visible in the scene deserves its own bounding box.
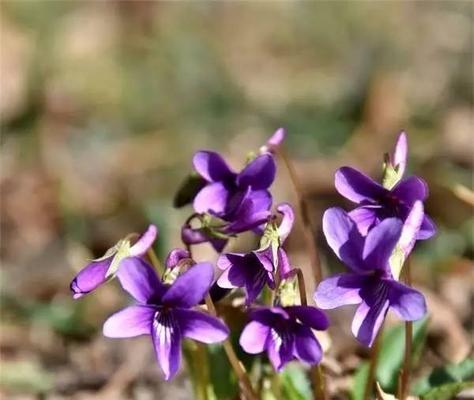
[1,1,472,399]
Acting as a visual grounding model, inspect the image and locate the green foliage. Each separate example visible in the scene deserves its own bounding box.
[376,317,429,390]
[352,318,429,399]
[421,382,474,400]
[352,361,370,400]
[281,363,312,400]
[413,358,474,397]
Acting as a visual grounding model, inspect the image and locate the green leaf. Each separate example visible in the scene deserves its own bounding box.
[352,361,369,400]
[421,382,474,400]
[207,344,238,400]
[376,318,429,391]
[413,358,474,396]
[281,363,312,400]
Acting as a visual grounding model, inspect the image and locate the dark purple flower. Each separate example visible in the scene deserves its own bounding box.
[192,151,275,220]
[335,167,436,240]
[239,306,329,371]
[70,225,157,299]
[182,187,272,252]
[216,203,295,304]
[103,259,229,380]
[314,208,427,347]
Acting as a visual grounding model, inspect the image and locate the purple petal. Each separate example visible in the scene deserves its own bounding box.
[239,320,270,354]
[286,306,329,331]
[314,273,368,309]
[193,182,230,214]
[362,218,403,272]
[248,190,272,213]
[116,258,166,304]
[245,267,272,304]
[236,154,276,190]
[399,201,424,258]
[348,207,378,236]
[352,284,390,347]
[387,280,427,321]
[417,215,436,240]
[217,265,246,289]
[266,128,286,148]
[152,312,181,380]
[192,151,234,182]
[70,257,112,299]
[181,225,208,245]
[254,248,275,272]
[210,238,228,253]
[165,248,191,269]
[129,224,158,257]
[175,309,229,343]
[335,167,386,204]
[224,198,271,234]
[392,131,407,177]
[277,202,295,243]
[292,325,322,365]
[267,329,294,371]
[103,305,155,338]
[277,248,293,278]
[322,208,364,272]
[392,177,428,206]
[162,262,214,308]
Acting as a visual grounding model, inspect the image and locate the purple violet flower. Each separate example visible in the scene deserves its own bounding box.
[192,151,276,220]
[314,208,427,347]
[182,187,272,252]
[216,203,295,304]
[239,306,329,371]
[335,167,436,240]
[70,225,157,299]
[103,259,229,380]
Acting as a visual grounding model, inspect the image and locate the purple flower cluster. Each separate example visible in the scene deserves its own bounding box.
[69,128,434,386]
[314,132,434,346]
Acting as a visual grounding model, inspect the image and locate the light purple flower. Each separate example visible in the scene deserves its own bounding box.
[70,225,158,299]
[260,128,286,154]
[314,208,427,347]
[239,306,328,371]
[103,259,229,380]
[216,203,295,304]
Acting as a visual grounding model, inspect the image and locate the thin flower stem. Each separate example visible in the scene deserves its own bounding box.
[277,148,323,284]
[294,268,326,400]
[205,294,258,400]
[364,325,384,400]
[399,259,413,400]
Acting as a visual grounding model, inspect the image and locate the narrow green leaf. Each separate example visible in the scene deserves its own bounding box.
[413,358,474,396]
[352,361,369,400]
[421,381,474,400]
[376,317,429,390]
[281,363,312,400]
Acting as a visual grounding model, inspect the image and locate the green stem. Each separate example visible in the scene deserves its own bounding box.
[205,294,258,400]
[364,325,384,400]
[399,259,413,400]
[294,268,326,400]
